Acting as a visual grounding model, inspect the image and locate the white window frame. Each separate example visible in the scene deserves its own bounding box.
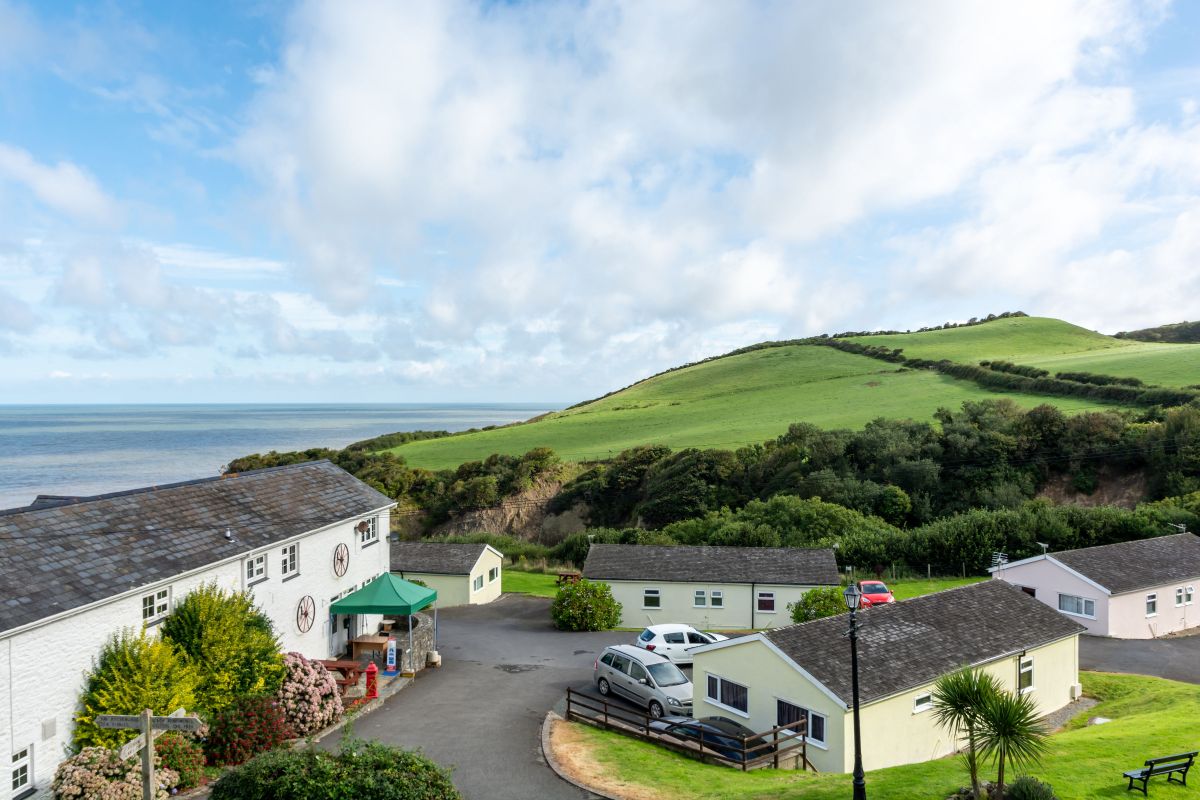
[1056,593,1096,619]
[1177,588,1186,607]
[710,590,724,608]
[472,574,484,592]
[756,591,776,614]
[245,554,267,583]
[694,589,707,608]
[776,698,827,747]
[281,543,299,579]
[705,673,750,717]
[642,588,661,609]
[1188,586,1195,605]
[1018,657,1034,694]
[141,588,170,624]
[1146,593,1157,617]
[359,516,379,547]
[488,566,499,583]
[913,692,933,713]
[11,744,32,797]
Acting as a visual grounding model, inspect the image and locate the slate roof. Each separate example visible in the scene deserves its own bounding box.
[582,544,840,586]
[760,580,1085,706]
[391,541,493,575]
[0,460,394,636]
[1049,533,1200,594]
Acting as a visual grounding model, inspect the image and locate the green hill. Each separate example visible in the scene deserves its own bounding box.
[386,315,1200,470]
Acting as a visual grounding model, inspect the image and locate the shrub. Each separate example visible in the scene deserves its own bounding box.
[550,579,622,631]
[161,583,286,716]
[210,739,461,800]
[52,746,178,800]
[74,630,199,749]
[203,694,294,766]
[155,732,205,789]
[1004,776,1059,800]
[275,652,344,736]
[789,587,847,623]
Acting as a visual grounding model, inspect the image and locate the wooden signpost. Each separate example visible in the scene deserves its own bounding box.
[96,708,202,800]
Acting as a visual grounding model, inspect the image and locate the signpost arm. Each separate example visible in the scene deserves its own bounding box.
[140,708,155,800]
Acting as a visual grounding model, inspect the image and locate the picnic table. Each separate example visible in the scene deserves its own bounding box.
[555,571,582,587]
[318,659,363,695]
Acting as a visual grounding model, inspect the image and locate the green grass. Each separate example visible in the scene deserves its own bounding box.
[502,569,559,598]
[562,671,1198,800]
[887,576,985,601]
[388,341,1127,470]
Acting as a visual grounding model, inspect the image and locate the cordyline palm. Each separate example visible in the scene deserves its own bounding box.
[932,668,1001,800]
[977,689,1049,798]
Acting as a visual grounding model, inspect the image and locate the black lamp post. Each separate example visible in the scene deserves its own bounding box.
[844,583,867,800]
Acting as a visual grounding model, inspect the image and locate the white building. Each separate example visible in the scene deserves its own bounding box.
[582,544,840,630]
[0,460,395,799]
[391,541,504,607]
[990,533,1200,639]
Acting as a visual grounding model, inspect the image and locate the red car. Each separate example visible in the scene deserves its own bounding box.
[858,580,895,607]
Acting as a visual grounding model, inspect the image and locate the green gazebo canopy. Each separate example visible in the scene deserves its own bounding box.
[330,573,436,616]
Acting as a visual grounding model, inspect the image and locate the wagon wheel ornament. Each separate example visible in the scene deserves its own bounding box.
[296,595,316,633]
[333,542,350,577]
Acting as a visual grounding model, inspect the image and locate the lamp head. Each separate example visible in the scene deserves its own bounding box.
[843,583,862,611]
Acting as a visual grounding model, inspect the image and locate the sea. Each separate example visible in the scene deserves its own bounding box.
[0,403,558,511]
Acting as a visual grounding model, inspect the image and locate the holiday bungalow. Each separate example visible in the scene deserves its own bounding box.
[390,541,504,607]
[0,460,395,799]
[990,533,1200,638]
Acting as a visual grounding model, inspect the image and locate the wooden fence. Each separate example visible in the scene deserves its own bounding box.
[564,688,813,771]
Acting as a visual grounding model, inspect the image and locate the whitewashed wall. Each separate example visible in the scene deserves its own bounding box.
[0,507,391,798]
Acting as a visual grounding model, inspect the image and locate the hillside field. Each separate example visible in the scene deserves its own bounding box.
[388,336,1131,470]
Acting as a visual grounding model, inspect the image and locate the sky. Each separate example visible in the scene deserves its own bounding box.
[1,0,1199,404]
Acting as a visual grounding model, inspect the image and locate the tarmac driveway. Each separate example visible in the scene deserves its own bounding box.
[322,594,631,800]
[1080,633,1200,684]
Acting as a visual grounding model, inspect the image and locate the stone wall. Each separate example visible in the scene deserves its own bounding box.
[379,611,436,673]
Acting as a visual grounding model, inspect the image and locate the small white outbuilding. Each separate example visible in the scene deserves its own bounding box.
[391,541,504,607]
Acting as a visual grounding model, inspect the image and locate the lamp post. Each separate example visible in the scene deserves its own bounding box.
[844,583,867,800]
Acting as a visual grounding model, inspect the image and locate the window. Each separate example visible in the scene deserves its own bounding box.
[281,544,298,578]
[11,745,31,796]
[473,575,484,592]
[359,516,378,546]
[913,692,933,713]
[628,662,648,683]
[245,554,267,583]
[687,632,709,645]
[1177,588,1186,607]
[141,588,169,623]
[710,590,723,608]
[1019,657,1034,693]
[1146,593,1157,617]
[488,566,499,583]
[1188,586,1195,605]
[600,652,615,667]
[663,632,685,644]
[1057,593,1096,619]
[694,590,707,607]
[757,591,776,613]
[777,701,826,745]
[643,588,661,609]
[706,674,749,714]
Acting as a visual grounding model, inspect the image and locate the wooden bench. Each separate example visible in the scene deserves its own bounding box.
[1123,751,1197,795]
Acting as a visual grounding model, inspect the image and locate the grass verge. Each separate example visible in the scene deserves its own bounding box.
[502,569,559,598]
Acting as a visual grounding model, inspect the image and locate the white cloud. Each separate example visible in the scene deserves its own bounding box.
[0,142,119,225]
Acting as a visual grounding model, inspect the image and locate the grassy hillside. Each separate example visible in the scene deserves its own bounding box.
[852,316,1200,387]
[389,341,1126,470]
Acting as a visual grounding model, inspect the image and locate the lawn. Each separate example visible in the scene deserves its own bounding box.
[887,576,985,601]
[502,569,559,598]
[558,671,1198,800]
[387,341,1127,470]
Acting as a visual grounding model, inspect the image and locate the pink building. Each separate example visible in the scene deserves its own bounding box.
[990,533,1200,639]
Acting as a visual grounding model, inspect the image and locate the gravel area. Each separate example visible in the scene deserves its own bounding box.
[1041,696,1098,731]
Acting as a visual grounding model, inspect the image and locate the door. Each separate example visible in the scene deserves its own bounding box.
[626,660,652,705]
[330,598,349,656]
[659,631,687,662]
[609,654,634,700]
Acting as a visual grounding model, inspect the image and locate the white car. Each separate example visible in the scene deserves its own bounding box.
[634,624,729,664]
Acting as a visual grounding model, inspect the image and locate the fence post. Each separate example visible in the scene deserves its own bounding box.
[742,736,748,771]
[927,563,931,580]
[773,728,779,769]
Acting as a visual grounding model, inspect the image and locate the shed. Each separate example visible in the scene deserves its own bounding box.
[990,532,1200,638]
[391,541,504,607]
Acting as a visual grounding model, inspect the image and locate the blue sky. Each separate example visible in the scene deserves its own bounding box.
[1,0,1199,404]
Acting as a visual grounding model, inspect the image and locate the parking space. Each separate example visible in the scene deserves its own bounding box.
[1080,632,1200,684]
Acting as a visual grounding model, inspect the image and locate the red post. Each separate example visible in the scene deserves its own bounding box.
[365,662,379,699]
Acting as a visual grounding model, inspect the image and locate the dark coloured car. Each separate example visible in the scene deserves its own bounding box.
[649,715,775,763]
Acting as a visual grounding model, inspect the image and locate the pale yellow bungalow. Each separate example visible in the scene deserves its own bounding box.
[391,541,504,607]
[582,544,840,629]
[691,581,1085,773]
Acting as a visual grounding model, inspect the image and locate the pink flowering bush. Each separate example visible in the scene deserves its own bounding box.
[52,746,178,800]
[274,651,343,736]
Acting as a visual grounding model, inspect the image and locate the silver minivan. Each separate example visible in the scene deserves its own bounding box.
[593,644,693,718]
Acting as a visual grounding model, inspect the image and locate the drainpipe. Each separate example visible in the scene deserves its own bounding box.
[1016,649,1026,692]
[750,582,756,629]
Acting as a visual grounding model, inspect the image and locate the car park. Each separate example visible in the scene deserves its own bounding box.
[858,580,895,607]
[649,715,776,762]
[635,623,729,664]
[594,644,693,717]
